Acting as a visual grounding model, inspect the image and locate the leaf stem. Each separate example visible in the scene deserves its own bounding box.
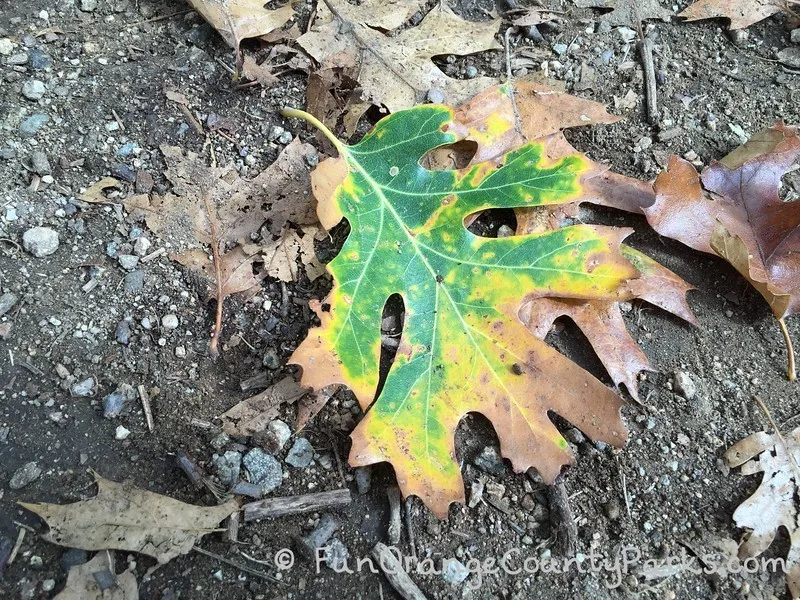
[778,317,796,381]
[281,108,345,153]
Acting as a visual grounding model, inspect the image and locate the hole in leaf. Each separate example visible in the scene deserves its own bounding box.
[375,293,405,399]
[420,140,478,171]
[466,208,517,238]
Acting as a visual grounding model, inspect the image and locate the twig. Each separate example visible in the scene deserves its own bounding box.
[111,108,125,132]
[243,489,352,521]
[619,464,632,522]
[177,103,203,135]
[778,318,796,381]
[192,546,281,583]
[8,528,25,565]
[176,448,204,489]
[227,510,240,543]
[202,192,224,359]
[547,475,577,557]
[404,499,417,560]
[327,431,347,488]
[387,487,402,545]
[138,384,154,431]
[504,27,523,141]
[633,4,658,124]
[129,9,192,26]
[371,542,428,600]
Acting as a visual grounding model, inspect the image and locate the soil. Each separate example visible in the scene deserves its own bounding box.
[1,1,800,599]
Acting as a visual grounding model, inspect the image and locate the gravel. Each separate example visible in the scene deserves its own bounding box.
[672,371,697,400]
[70,377,95,397]
[162,314,179,330]
[19,113,49,136]
[243,448,283,495]
[21,79,45,101]
[30,150,50,175]
[9,462,42,489]
[213,451,242,486]
[117,254,139,270]
[22,226,59,257]
[0,292,18,318]
[285,437,314,468]
[123,270,145,293]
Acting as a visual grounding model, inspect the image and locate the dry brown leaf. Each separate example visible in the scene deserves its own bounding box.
[20,473,237,564]
[262,225,325,282]
[80,177,124,204]
[572,0,672,26]
[296,384,341,431]
[240,55,278,87]
[173,245,266,298]
[679,0,785,30]
[220,375,309,436]
[725,427,800,598]
[187,0,295,50]
[55,551,138,600]
[297,0,501,115]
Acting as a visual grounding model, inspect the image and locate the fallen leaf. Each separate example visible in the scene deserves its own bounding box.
[520,247,697,400]
[20,473,237,564]
[80,177,124,204]
[296,384,341,431]
[240,55,278,87]
[297,0,501,116]
[648,122,800,377]
[173,245,266,299]
[572,0,672,26]
[55,551,138,600]
[725,427,800,598]
[187,0,295,51]
[221,375,309,436]
[286,103,637,517]
[262,225,326,282]
[678,0,785,30]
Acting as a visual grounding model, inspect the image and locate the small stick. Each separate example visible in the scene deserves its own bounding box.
[140,247,166,262]
[547,475,577,557]
[778,318,796,381]
[203,192,224,359]
[404,499,417,560]
[8,528,25,565]
[138,385,154,431]
[111,109,125,132]
[176,449,204,489]
[387,487,402,545]
[192,546,281,583]
[240,372,271,392]
[231,481,263,499]
[178,103,203,135]
[371,542,427,600]
[190,417,213,429]
[227,510,240,543]
[243,489,351,521]
[637,37,658,124]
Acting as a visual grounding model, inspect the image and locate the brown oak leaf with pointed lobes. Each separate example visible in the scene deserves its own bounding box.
[187,0,294,51]
[678,0,785,30]
[297,0,501,115]
[649,122,800,377]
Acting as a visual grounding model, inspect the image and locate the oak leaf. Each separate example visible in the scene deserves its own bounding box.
[678,0,785,30]
[20,473,237,564]
[725,426,800,597]
[285,104,638,517]
[297,0,501,116]
[432,82,697,400]
[649,122,800,377]
[187,0,295,51]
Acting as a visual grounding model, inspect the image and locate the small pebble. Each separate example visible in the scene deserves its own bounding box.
[124,270,145,293]
[59,549,88,570]
[256,419,291,454]
[0,292,19,318]
[115,425,131,440]
[111,163,136,183]
[71,377,95,397]
[117,254,139,270]
[162,314,179,330]
[22,226,59,257]
[21,79,45,101]
[278,130,293,144]
[243,448,283,495]
[672,371,697,400]
[464,65,478,78]
[474,446,506,475]
[427,88,445,103]
[42,580,56,592]
[792,29,800,44]
[30,150,50,175]
[133,237,151,256]
[286,438,314,468]
[442,559,469,585]
[355,467,371,494]
[0,38,13,55]
[175,346,186,358]
[9,461,42,489]
[115,319,131,344]
[213,451,242,486]
[6,52,29,66]
[19,113,50,137]
[553,43,568,56]
[28,48,52,71]
[81,0,98,11]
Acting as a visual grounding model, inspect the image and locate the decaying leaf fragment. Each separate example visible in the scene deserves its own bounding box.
[221,375,310,436]
[20,474,237,564]
[725,427,800,597]
[55,550,138,600]
[297,0,501,117]
[649,122,800,378]
[678,0,785,30]
[187,0,294,51]
[285,104,639,517]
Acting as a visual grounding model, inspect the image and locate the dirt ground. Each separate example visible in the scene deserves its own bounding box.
[1,0,800,599]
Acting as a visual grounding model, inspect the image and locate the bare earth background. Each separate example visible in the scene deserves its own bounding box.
[1,0,800,598]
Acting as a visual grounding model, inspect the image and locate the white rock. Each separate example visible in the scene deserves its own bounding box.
[0,38,14,56]
[162,314,179,330]
[22,227,59,257]
[115,425,131,440]
[22,79,45,101]
[133,236,151,256]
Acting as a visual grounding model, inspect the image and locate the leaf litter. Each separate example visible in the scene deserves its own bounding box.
[54,550,138,600]
[20,473,237,564]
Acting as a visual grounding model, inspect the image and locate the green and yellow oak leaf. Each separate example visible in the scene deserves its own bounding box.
[286,104,638,518]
